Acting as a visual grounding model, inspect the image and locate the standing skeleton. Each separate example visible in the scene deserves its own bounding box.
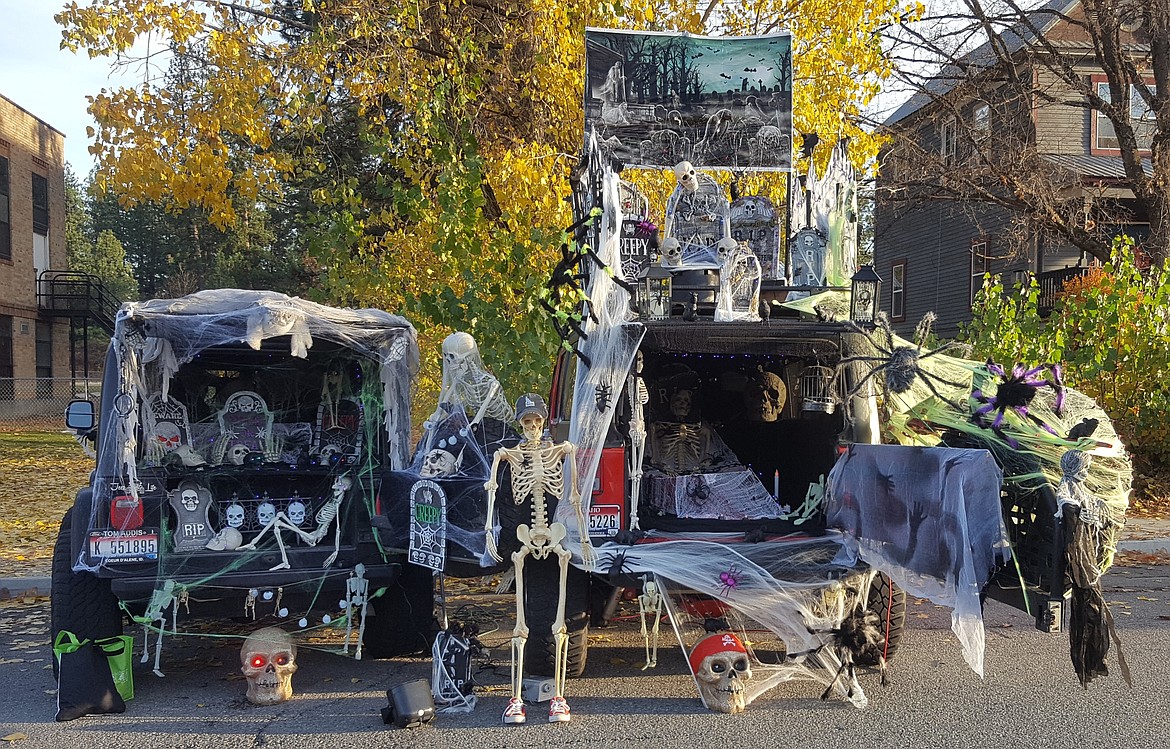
[484,394,594,724]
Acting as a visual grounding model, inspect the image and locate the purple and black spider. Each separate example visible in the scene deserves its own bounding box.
[718,565,743,597]
[971,359,1065,449]
[837,312,970,408]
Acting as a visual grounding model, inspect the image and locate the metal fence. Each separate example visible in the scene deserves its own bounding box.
[0,378,102,431]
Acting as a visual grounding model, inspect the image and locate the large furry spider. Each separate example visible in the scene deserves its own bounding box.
[837,312,970,408]
[971,359,1065,449]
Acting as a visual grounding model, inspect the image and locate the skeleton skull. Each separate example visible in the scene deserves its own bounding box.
[226,503,246,528]
[228,444,251,465]
[205,526,243,551]
[442,331,478,372]
[180,488,200,512]
[660,237,682,267]
[240,627,297,705]
[257,502,277,526]
[154,422,182,452]
[669,389,694,420]
[287,501,307,526]
[690,632,753,714]
[514,393,548,442]
[419,447,462,477]
[744,370,787,423]
[716,236,739,266]
[673,161,698,193]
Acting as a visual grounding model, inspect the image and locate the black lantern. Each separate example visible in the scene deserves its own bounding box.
[850,264,881,327]
[637,264,673,320]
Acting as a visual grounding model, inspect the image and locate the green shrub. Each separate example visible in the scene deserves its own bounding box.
[960,236,1170,465]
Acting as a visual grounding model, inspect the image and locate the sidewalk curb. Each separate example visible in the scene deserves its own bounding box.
[1117,538,1170,555]
[0,577,50,600]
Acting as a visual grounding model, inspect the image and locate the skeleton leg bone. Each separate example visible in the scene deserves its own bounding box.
[549,542,573,722]
[505,543,533,724]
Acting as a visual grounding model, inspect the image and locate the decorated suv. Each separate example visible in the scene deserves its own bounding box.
[54,290,434,665]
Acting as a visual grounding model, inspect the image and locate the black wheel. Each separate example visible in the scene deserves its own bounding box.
[858,571,906,666]
[363,561,437,658]
[51,508,123,675]
[521,556,590,678]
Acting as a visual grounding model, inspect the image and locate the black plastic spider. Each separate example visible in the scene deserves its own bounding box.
[971,359,1065,449]
[837,312,970,408]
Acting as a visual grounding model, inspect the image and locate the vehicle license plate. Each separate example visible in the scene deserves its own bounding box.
[588,504,622,538]
[88,529,159,562]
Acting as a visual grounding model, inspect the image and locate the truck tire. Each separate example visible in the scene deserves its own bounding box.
[51,508,123,674]
[521,557,590,678]
[858,571,906,666]
[362,562,437,658]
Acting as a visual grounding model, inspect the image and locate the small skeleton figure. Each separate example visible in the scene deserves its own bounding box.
[483,394,594,724]
[239,474,352,570]
[240,626,297,705]
[690,632,753,714]
[627,353,650,530]
[638,576,664,670]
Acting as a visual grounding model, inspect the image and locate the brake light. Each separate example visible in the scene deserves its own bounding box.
[110,493,144,530]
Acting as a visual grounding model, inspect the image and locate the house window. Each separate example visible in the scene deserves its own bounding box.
[972,102,990,140]
[1093,77,1156,152]
[971,238,992,305]
[32,173,49,235]
[940,116,957,164]
[0,156,10,262]
[891,261,906,321]
[0,315,13,400]
[35,321,53,399]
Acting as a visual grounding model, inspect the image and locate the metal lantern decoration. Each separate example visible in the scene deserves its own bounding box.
[800,365,836,414]
[850,264,882,328]
[637,264,674,320]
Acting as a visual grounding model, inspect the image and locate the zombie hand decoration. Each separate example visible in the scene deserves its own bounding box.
[240,627,297,705]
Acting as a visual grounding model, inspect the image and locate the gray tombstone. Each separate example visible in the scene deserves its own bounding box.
[169,479,216,551]
[730,196,781,280]
[665,173,730,268]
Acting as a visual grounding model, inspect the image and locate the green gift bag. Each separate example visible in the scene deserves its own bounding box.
[54,631,135,702]
[95,636,135,702]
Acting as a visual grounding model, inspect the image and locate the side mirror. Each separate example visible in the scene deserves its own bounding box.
[65,399,96,433]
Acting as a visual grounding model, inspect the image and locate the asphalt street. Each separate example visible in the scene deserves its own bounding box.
[0,563,1167,749]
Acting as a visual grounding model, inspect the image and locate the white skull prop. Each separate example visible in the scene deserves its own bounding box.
[240,626,297,705]
[228,444,251,465]
[419,447,462,478]
[716,236,739,267]
[673,160,698,193]
[661,237,682,267]
[257,502,277,526]
[180,488,200,512]
[442,331,478,374]
[226,503,246,528]
[744,370,787,423]
[690,633,753,714]
[205,526,243,551]
[287,501,307,526]
[154,422,182,452]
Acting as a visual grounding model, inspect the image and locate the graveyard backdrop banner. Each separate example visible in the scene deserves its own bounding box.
[584,28,793,171]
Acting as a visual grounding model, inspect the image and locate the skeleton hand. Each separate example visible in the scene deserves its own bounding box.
[484,526,503,563]
[579,536,596,572]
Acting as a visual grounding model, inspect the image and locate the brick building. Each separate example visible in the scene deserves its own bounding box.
[0,93,70,399]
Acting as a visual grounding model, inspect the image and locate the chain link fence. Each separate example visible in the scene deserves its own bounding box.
[0,378,102,431]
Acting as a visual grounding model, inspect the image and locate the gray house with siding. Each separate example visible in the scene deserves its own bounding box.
[873,0,1151,338]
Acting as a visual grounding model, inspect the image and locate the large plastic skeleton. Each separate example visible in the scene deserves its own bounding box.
[239,473,352,570]
[425,332,512,429]
[484,394,594,724]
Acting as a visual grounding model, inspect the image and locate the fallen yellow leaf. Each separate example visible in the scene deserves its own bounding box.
[1,733,28,742]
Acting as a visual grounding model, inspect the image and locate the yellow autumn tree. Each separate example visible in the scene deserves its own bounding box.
[58,0,920,401]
